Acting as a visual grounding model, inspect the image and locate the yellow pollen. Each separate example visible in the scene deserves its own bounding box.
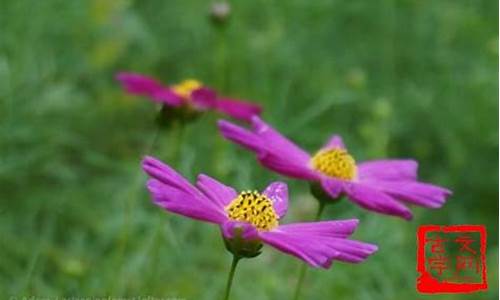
[225,190,278,231]
[311,148,357,180]
[172,79,202,99]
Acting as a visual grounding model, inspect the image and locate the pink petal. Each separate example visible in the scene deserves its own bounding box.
[321,134,346,150]
[262,182,288,218]
[142,157,228,224]
[259,230,328,267]
[116,72,183,106]
[344,181,413,220]
[257,154,320,180]
[152,88,183,106]
[259,221,377,268]
[367,180,452,208]
[196,174,238,208]
[116,72,164,96]
[221,220,259,240]
[357,159,418,181]
[147,179,227,224]
[191,87,218,109]
[218,120,266,154]
[276,220,359,238]
[251,116,311,164]
[142,156,198,196]
[320,177,344,199]
[218,118,319,180]
[216,98,262,122]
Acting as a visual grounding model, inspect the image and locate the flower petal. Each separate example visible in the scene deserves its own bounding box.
[151,88,183,106]
[367,180,452,208]
[321,134,346,150]
[320,177,344,199]
[147,179,227,224]
[259,230,327,267]
[262,182,288,218]
[142,157,227,224]
[274,220,359,238]
[142,156,197,196]
[344,182,413,220]
[116,72,164,97]
[196,174,238,208]
[216,98,262,122]
[321,239,379,266]
[258,154,320,180]
[221,220,259,240]
[259,221,377,268]
[218,118,319,180]
[116,72,183,106]
[251,116,311,163]
[357,159,418,181]
[191,87,218,109]
[218,120,266,154]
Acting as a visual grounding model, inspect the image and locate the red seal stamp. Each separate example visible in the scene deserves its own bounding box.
[417,225,487,293]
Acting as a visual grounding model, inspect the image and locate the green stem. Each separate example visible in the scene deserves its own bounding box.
[169,121,185,165]
[292,201,326,300]
[293,262,308,300]
[314,202,326,221]
[144,125,161,155]
[223,255,240,300]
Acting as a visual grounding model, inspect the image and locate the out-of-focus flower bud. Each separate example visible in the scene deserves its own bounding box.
[210,2,231,25]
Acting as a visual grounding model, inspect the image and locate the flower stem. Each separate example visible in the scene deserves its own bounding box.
[223,255,240,300]
[145,125,161,155]
[169,121,185,165]
[292,201,326,300]
[293,262,308,300]
[314,201,326,221]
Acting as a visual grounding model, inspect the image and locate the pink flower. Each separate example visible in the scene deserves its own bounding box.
[116,72,262,122]
[218,116,452,220]
[142,156,377,268]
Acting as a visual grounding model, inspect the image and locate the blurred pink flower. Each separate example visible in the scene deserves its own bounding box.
[116,72,261,122]
[218,116,452,220]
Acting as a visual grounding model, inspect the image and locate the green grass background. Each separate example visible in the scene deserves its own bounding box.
[0,0,498,299]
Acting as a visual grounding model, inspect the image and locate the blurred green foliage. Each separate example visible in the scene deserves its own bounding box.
[0,0,497,299]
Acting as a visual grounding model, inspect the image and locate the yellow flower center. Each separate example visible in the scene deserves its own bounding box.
[226,191,278,231]
[172,79,202,99]
[311,148,357,180]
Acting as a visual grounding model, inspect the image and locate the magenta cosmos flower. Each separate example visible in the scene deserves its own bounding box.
[142,156,377,268]
[218,117,452,220]
[116,72,261,122]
